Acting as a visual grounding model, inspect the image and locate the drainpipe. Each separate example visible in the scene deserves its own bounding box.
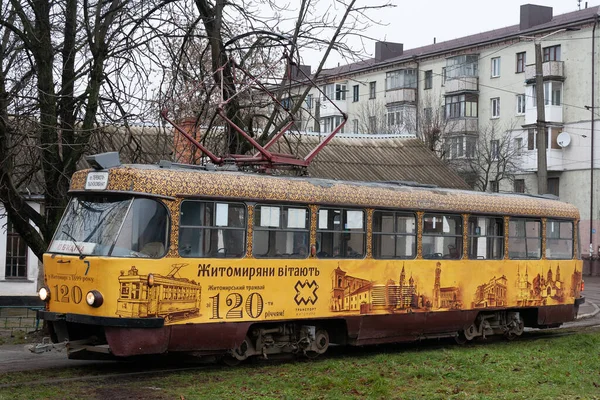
[591,16,597,256]
[414,56,419,137]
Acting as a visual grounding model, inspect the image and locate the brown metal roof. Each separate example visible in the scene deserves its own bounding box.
[276,135,470,189]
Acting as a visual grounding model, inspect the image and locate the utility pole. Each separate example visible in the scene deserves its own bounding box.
[535,41,548,195]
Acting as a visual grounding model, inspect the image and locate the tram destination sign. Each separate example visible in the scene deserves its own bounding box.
[85,171,109,190]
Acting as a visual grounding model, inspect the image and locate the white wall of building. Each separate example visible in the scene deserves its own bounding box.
[0,202,41,297]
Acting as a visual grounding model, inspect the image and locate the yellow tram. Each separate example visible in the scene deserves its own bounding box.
[37,153,584,360]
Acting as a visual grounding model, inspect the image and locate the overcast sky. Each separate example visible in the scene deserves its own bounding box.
[302,0,594,68]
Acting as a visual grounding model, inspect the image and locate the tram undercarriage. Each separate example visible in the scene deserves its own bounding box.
[34,303,580,362]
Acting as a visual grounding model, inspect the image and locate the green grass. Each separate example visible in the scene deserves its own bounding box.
[1,330,600,400]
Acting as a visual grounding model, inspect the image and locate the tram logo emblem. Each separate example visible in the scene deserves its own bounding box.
[294,280,318,305]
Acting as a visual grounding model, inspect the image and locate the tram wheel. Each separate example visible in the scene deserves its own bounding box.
[505,320,524,341]
[222,354,242,366]
[305,329,329,359]
[454,331,469,345]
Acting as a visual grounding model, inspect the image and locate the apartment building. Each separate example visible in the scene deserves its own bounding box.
[288,4,600,255]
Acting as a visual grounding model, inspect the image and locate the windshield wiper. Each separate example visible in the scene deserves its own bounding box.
[62,230,86,260]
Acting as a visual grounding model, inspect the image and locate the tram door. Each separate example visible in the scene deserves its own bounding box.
[148,285,159,316]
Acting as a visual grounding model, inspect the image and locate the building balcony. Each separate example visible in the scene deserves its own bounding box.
[525,61,564,83]
[445,77,478,93]
[319,98,347,118]
[518,148,565,172]
[385,87,416,103]
[445,117,478,134]
[524,105,563,125]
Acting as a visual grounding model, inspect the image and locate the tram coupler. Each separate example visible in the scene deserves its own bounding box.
[26,337,67,354]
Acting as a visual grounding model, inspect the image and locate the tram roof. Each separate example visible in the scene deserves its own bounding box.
[70,164,580,219]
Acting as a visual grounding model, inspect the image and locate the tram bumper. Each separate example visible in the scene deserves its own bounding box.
[37,310,167,359]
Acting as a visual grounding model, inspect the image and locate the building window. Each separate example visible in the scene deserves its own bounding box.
[352,119,359,133]
[5,218,27,279]
[369,81,376,99]
[387,105,406,132]
[491,139,499,160]
[441,67,446,86]
[445,94,478,119]
[548,177,559,197]
[448,136,464,159]
[321,116,345,134]
[543,45,561,61]
[424,70,433,89]
[368,116,376,133]
[386,69,417,90]
[544,81,561,106]
[516,94,525,114]
[491,57,501,77]
[516,52,526,73]
[446,54,478,80]
[514,179,525,193]
[305,94,313,109]
[491,97,500,118]
[527,127,562,150]
[335,84,346,101]
[466,136,477,159]
[490,180,499,193]
[514,137,523,155]
[353,85,359,102]
[424,107,433,124]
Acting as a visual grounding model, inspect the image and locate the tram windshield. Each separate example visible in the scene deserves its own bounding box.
[48,195,169,258]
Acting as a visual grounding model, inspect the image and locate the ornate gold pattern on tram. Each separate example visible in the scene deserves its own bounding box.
[70,167,579,219]
[461,213,469,259]
[416,211,424,259]
[309,205,318,258]
[366,209,374,259]
[247,205,255,258]
[503,216,510,260]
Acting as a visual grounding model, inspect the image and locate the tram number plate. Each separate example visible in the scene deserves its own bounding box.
[53,284,83,304]
[209,292,264,320]
[85,172,109,190]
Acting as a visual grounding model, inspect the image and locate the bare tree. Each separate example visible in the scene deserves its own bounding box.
[448,120,522,191]
[0,0,173,259]
[161,0,394,155]
[406,91,456,159]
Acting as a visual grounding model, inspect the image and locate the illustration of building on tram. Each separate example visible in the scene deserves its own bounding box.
[116,264,202,322]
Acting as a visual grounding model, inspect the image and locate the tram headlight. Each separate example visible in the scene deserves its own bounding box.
[86,290,104,308]
[147,273,155,287]
[38,286,50,302]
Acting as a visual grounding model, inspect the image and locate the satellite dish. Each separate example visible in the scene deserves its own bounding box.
[557,132,571,148]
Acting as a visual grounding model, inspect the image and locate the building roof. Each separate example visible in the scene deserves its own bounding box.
[284,134,470,189]
[315,5,600,80]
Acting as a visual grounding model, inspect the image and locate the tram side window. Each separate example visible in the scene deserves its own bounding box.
[317,208,365,258]
[508,218,541,259]
[467,216,504,259]
[373,211,416,259]
[179,201,246,258]
[422,213,462,259]
[253,205,309,258]
[546,220,573,259]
